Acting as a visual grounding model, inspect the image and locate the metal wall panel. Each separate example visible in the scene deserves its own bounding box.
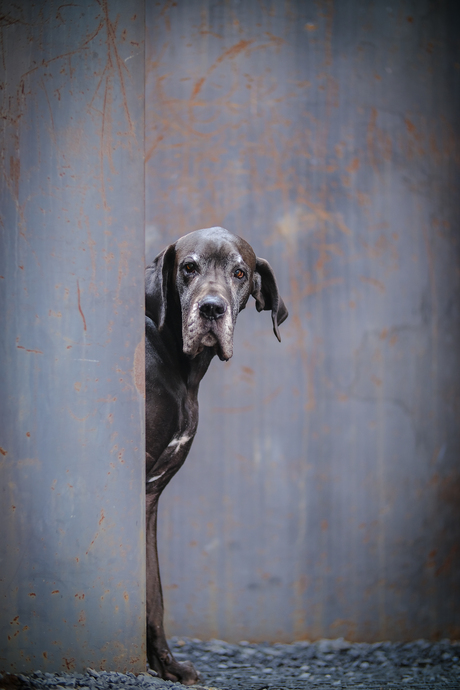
[145,0,460,642]
[0,1,145,672]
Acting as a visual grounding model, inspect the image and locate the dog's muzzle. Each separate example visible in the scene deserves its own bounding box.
[183,294,234,361]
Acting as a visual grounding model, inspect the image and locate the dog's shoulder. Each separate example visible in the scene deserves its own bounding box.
[145,315,188,395]
[145,314,173,372]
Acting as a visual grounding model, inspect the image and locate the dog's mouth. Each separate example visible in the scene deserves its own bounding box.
[200,332,218,347]
[191,327,233,362]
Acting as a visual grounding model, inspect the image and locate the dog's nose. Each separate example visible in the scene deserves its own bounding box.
[199,296,227,320]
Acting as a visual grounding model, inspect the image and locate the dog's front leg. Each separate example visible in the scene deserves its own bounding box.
[146,490,200,685]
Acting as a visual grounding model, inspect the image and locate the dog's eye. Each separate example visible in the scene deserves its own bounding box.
[184,263,197,274]
[234,268,245,280]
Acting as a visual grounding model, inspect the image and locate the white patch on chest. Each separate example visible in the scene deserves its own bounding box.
[147,470,166,483]
[167,434,192,452]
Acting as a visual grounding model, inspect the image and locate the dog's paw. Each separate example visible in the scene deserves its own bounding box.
[163,658,200,685]
[149,652,200,686]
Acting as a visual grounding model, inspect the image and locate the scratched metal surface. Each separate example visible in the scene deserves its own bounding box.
[145,1,460,642]
[0,1,145,673]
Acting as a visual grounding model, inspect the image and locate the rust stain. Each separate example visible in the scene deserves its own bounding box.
[367,107,386,172]
[97,394,117,403]
[215,38,255,65]
[405,117,416,134]
[159,1,172,32]
[422,222,438,340]
[346,157,360,173]
[86,224,98,296]
[435,545,459,577]
[303,200,352,236]
[86,532,100,555]
[13,458,41,468]
[0,447,7,456]
[366,106,394,173]
[213,404,255,414]
[83,0,137,210]
[359,276,386,293]
[191,76,206,100]
[16,345,43,354]
[189,39,255,113]
[299,277,343,300]
[436,472,460,506]
[67,408,91,422]
[133,338,145,398]
[6,4,142,247]
[16,336,44,355]
[403,115,426,159]
[115,240,131,303]
[39,76,57,147]
[316,242,344,257]
[10,156,20,199]
[76,279,87,331]
[145,31,288,166]
[262,385,282,405]
[275,203,351,244]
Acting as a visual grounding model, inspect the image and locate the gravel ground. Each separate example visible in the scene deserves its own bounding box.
[2,637,459,690]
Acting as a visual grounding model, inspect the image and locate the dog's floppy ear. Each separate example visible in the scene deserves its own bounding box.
[252,257,288,342]
[145,244,176,330]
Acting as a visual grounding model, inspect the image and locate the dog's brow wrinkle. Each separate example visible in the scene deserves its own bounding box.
[183,254,199,264]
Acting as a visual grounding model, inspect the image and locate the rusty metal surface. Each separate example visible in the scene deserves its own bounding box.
[0,1,145,672]
[145,1,460,642]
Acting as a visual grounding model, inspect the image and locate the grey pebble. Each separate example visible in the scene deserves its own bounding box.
[2,638,460,690]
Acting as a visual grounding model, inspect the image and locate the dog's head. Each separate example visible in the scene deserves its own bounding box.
[145,227,288,361]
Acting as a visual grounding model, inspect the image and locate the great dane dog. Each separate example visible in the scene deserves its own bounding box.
[145,227,288,683]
